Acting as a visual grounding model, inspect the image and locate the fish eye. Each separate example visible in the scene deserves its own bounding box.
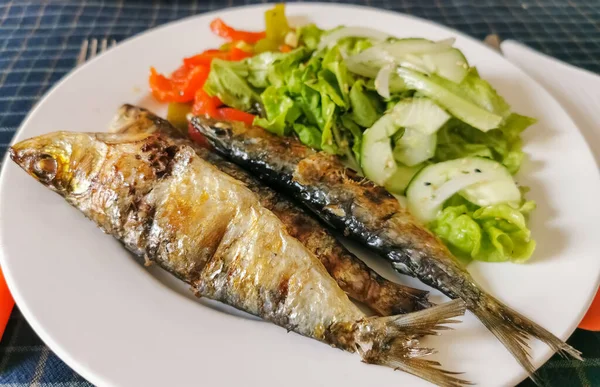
[32,154,57,181]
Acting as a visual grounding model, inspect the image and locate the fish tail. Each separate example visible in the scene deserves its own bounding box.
[354,299,471,387]
[473,293,582,385]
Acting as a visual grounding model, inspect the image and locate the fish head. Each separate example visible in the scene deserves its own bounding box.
[10,131,107,195]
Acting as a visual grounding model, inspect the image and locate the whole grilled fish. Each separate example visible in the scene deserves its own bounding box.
[190,116,582,383]
[11,130,470,386]
[109,104,431,315]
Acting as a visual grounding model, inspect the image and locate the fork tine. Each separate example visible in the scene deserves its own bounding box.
[100,38,108,54]
[78,38,117,66]
[88,38,98,60]
[77,39,89,66]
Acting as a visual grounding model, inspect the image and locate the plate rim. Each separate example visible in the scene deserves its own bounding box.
[0,3,598,386]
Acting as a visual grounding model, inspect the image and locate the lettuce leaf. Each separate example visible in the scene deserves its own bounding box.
[322,45,353,106]
[349,80,381,128]
[293,123,322,150]
[297,23,323,50]
[431,195,536,264]
[336,37,373,56]
[204,59,259,111]
[307,74,346,108]
[498,113,537,174]
[449,67,511,119]
[267,47,310,88]
[319,92,338,154]
[244,51,284,88]
[435,113,536,174]
[340,114,363,163]
[253,86,300,136]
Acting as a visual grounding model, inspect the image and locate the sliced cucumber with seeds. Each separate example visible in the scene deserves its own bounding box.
[406,157,521,223]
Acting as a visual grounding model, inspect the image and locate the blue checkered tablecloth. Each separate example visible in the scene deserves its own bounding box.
[1,1,599,386]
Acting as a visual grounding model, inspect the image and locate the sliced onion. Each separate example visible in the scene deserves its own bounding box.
[318,27,389,50]
[375,64,394,99]
[430,173,493,212]
[397,54,430,74]
[345,46,394,77]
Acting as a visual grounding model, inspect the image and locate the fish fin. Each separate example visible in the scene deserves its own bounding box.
[374,284,433,316]
[355,299,472,387]
[403,286,435,310]
[474,293,582,385]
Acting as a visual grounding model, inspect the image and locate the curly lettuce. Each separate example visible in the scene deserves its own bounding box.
[435,113,536,175]
[240,37,377,167]
[430,195,536,264]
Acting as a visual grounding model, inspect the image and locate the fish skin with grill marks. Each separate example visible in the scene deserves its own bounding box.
[108,104,431,316]
[10,127,470,387]
[190,115,582,385]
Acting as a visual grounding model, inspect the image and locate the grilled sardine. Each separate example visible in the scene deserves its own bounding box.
[109,104,431,315]
[190,116,581,383]
[11,130,469,386]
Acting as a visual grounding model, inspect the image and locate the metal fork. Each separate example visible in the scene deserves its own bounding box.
[77,38,117,66]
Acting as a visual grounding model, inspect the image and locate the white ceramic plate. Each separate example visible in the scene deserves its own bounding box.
[1,4,599,387]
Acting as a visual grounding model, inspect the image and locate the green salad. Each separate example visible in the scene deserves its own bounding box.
[202,9,537,265]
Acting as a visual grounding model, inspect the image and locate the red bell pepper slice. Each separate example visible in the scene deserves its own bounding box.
[210,18,266,44]
[183,50,231,67]
[149,65,210,103]
[228,47,252,61]
[191,89,222,117]
[217,107,256,126]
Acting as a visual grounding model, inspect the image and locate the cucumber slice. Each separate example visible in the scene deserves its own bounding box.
[421,48,469,83]
[392,193,409,208]
[380,40,468,83]
[393,129,436,166]
[396,67,503,131]
[346,38,470,88]
[389,98,447,166]
[405,157,521,223]
[361,98,449,184]
[384,163,425,195]
[361,114,400,185]
[381,38,454,57]
[392,98,450,135]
